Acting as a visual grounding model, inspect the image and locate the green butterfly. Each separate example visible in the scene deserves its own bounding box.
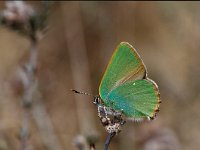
[99,42,161,120]
[73,42,161,133]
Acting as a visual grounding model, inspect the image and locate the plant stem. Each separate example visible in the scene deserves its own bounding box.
[20,33,37,150]
[104,132,116,150]
[20,108,30,150]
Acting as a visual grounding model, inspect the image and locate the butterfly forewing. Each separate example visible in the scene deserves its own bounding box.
[99,42,146,100]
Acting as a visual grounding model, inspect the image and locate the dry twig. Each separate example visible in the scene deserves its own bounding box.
[104,132,116,150]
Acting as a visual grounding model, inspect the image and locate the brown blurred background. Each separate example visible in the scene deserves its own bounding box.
[0,1,200,150]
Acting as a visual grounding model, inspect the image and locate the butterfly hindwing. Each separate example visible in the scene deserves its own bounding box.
[106,79,160,119]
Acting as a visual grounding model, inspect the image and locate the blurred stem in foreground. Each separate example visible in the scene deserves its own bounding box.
[5,1,40,148]
[0,1,62,150]
[20,37,38,150]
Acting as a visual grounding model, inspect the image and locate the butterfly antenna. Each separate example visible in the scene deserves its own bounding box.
[71,89,94,97]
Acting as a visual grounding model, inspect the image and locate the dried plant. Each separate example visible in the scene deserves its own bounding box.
[0,1,61,150]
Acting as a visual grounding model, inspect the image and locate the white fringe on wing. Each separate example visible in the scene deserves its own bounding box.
[127,117,145,122]
[127,116,153,122]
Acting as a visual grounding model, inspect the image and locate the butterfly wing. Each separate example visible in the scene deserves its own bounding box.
[99,42,146,99]
[106,79,160,119]
[99,42,160,119]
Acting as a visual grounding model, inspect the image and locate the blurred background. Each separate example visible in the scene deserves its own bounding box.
[0,1,200,150]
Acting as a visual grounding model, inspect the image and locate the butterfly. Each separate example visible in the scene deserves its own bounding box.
[72,42,161,134]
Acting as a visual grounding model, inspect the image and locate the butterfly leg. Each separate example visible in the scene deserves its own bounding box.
[97,104,126,134]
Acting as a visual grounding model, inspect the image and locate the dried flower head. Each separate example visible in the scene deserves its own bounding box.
[2,1,35,27]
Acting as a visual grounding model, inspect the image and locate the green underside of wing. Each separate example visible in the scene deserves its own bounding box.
[103,79,159,118]
[99,42,145,99]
